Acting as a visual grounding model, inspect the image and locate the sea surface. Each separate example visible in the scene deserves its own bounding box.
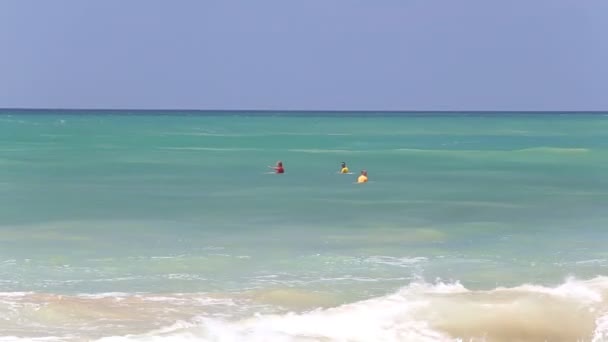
[1,110,608,341]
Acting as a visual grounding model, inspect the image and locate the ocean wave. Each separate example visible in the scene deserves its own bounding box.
[158,147,261,152]
[3,277,608,341]
[159,132,351,137]
[364,256,428,268]
[391,147,590,155]
[515,147,590,153]
[160,132,246,137]
[95,277,608,341]
[287,149,363,154]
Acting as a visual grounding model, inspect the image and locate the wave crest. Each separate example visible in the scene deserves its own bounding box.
[93,276,608,342]
[4,277,608,341]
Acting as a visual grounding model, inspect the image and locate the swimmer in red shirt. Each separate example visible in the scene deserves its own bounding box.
[268,161,285,174]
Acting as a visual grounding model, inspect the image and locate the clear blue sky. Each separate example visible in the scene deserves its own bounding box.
[1,0,606,111]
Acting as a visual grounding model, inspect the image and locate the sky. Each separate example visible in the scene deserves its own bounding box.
[0,0,607,111]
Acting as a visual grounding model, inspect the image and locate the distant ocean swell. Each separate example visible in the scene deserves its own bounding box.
[155,147,593,155]
[2,277,608,341]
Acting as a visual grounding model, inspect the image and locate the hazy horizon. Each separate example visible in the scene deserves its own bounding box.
[2,107,607,114]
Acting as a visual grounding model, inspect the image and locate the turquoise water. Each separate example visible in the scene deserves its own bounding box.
[2,111,608,341]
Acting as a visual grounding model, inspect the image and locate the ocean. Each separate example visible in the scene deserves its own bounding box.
[1,110,608,341]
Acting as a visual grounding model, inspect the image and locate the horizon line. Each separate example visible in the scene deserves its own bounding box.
[1,107,607,113]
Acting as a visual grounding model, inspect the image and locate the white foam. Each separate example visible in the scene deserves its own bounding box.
[365,256,428,268]
[0,337,64,342]
[95,297,451,341]
[76,292,131,299]
[6,277,608,341]
[93,281,468,342]
[592,312,608,342]
[495,276,608,303]
[0,292,33,297]
[164,274,208,281]
[576,259,607,265]
[93,277,608,342]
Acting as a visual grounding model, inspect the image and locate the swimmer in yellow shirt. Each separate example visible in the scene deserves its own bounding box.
[357,170,368,183]
[340,162,350,174]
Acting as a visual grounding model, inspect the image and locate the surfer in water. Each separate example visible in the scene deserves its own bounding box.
[340,162,350,174]
[269,161,285,174]
[357,170,368,183]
